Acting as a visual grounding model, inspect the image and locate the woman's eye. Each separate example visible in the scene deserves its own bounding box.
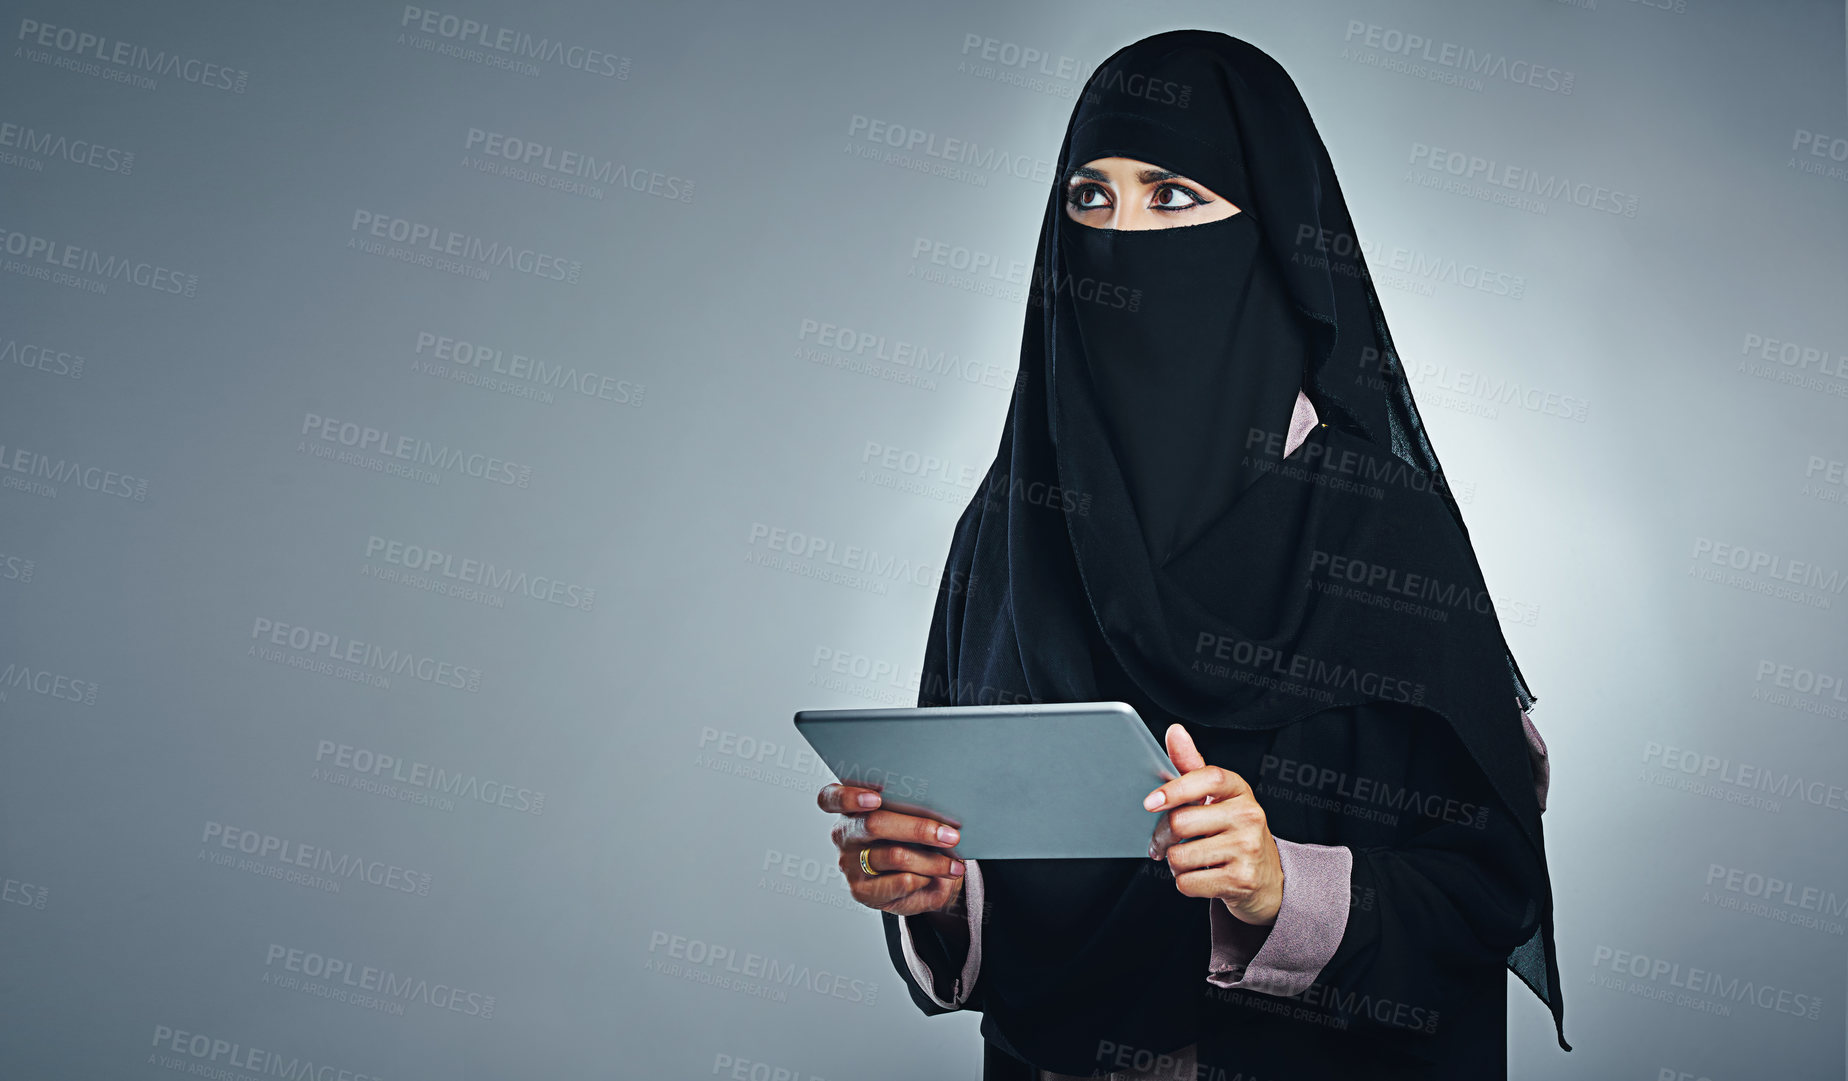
[1151,184,1206,210]
[1067,183,1111,210]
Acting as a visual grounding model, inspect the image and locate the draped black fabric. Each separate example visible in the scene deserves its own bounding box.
[885,698,1545,1079]
[879,28,1567,1075]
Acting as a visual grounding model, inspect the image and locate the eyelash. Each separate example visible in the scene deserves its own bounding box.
[1065,182,1211,213]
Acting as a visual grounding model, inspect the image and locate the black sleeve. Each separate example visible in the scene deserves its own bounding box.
[1306,705,1547,1036]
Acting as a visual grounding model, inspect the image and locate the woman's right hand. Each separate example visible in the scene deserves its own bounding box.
[818,782,967,917]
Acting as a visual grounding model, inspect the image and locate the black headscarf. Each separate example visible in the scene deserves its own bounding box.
[915,27,1566,1062]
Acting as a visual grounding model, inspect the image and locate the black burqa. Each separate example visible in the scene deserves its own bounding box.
[883,28,1566,1076]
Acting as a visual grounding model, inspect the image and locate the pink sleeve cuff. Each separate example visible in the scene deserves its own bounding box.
[1207,838,1352,997]
[1283,389,1318,457]
[895,858,984,1009]
[1520,707,1549,812]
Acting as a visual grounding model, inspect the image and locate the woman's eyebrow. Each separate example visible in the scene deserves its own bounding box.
[1065,166,1185,184]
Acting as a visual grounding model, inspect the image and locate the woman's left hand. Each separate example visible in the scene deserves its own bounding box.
[1145,723,1283,926]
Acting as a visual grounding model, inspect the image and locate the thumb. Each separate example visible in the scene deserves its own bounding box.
[1166,723,1206,773]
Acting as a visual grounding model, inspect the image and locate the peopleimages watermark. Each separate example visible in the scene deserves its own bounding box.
[959,33,1091,81]
[2,874,48,909]
[899,235,1142,312]
[314,739,546,816]
[1406,141,1639,217]
[920,672,1036,707]
[348,210,582,283]
[1204,971,1443,1036]
[1,337,84,380]
[969,466,1092,518]
[1791,128,1848,182]
[0,439,149,501]
[1292,224,1528,301]
[1080,63,1192,109]
[808,644,922,707]
[14,17,250,93]
[1408,360,1589,422]
[1308,549,1495,622]
[462,127,691,202]
[147,1024,381,1081]
[1736,331,1848,401]
[262,942,496,1019]
[1803,454,1848,506]
[643,929,879,1007]
[1704,863,1848,933]
[1752,658,1848,721]
[298,412,532,488]
[1193,632,1426,707]
[396,6,629,79]
[363,534,594,612]
[411,330,645,407]
[848,114,1056,183]
[795,316,1015,392]
[0,658,100,706]
[711,1051,831,1081]
[743,521,936,593]
[906,235,1023,279]
[1589,944,1823,1020]
[1341,21,1575,95]
[1642,740,1848,814]
[1688,536,1845,609]
[1740,332,1847,377]
[0,118,133,175]
[757,847,870,916]
[247,616,482,693]
[0,548,35,584]
[1242,414,1466,503]
[199,820,432,897]
[696,724,929,800]
[1259,753,1490,829]
[0,224,198,296]
[1025,264,1142,312]
[860,439,981,487]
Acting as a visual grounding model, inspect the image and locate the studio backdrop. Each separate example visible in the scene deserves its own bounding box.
[1,1,1845,1078]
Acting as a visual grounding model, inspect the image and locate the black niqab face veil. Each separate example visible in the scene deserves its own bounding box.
[1060,212,1308,565]
[914,28,1567,1061]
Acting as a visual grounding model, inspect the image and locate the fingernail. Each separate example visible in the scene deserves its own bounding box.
[1147,840,1157,860]
[937,826,959,845]
[950,860,965,876]
[856,792,880,809]
[1144,791,1165,810]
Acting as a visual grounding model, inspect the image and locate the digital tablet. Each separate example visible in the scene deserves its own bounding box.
[792,701,1179,859]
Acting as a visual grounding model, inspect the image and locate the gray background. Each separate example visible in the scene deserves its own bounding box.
[2,0,1846,1078]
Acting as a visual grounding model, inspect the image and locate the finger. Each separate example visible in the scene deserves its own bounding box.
[1151,797,1238,858]
[1165,725,1220,807]
[1163,829,1257,875]
[861,808,962,848]
[861,843,967,881]
[1166,723,1207,774]
[1144,764,1252,813]
[817,783,883,814]
[1170,866,1234,901]
[855,868,938,907]
[1149,814,1172,860]
[1163,790,1270,846]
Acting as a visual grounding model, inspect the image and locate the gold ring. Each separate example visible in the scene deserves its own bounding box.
[859,846,881,877]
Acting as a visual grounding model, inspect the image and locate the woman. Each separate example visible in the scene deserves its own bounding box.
[816,29,1566,1080]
